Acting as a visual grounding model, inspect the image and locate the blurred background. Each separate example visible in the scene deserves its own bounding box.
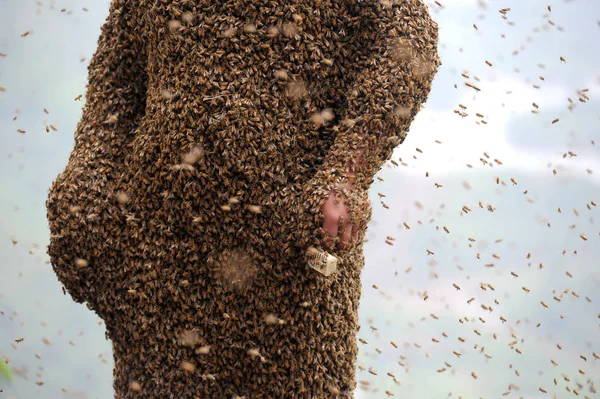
[1,0,599,398]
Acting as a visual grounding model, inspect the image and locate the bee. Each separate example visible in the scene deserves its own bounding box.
[485,60,492,67]
[541,301,548,308]
[130,382,142,392]
[247,205,262,214]
[465,82,481,91]
[552,118,559,124]
[560,56,566,63]
[453,283,461,291]
[180,361,195,373]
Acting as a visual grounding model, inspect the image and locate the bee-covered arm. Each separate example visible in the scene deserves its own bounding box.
[46,0,148,307]
[289,0,441,254]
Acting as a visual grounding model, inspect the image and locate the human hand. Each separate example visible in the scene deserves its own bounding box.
[276,147,369,257]
[321,187,359,251]
[321,147,367,251]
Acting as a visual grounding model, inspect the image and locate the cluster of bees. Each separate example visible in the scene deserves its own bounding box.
[1,0,597,398]
[38,0,441,397]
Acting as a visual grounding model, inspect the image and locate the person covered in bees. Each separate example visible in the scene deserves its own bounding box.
[46,0,440,397]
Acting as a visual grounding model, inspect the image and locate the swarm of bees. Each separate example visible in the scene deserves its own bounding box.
[35,0,441,397]
[2,0,598,398]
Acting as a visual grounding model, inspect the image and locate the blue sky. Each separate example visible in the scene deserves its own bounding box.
[1,0,599,398]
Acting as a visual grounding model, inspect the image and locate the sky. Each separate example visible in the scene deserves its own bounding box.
[1,0,599,398]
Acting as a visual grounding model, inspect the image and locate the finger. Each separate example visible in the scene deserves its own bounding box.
[339,223,353,250]
[323,212,338,238]
[322,191,339,237]
[336,205,351,249]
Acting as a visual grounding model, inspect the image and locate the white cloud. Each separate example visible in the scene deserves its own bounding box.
[386,74,600,180]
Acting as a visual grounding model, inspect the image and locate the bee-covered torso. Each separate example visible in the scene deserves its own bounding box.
[45,0,440,397]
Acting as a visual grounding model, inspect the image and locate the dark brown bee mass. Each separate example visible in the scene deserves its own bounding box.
[45,0,440,397]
